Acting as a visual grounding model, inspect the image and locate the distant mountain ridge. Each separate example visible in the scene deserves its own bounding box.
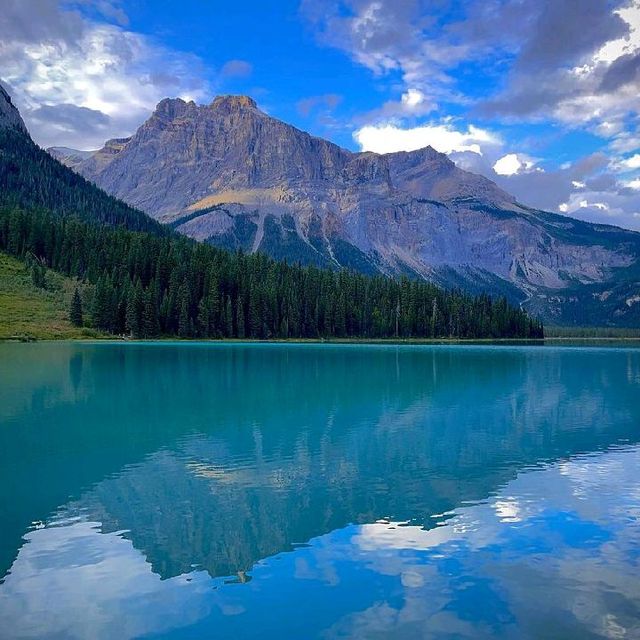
[47,146,96,169]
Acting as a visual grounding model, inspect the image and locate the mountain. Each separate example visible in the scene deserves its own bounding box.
[0,84,28,134]
[0,85,541,341]
[64,95,640,326]
[47,146,96,169]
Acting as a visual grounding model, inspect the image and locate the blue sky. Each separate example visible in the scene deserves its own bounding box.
[1,0,640,229]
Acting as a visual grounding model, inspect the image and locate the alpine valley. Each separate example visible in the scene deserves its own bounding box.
[47,95,640,327]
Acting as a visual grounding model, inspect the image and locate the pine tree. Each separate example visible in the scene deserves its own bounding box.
[236,297,246,339]
[31,263,46,289]
[224,296,234,337]
[196,297,210,337]
[125,279,143,337]
[431,298,439,337]
[178,283,190,338]
[141,287,160,337]
[69,287,83,326]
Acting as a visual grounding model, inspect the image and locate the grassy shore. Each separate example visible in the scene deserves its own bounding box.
[0,252,102,341]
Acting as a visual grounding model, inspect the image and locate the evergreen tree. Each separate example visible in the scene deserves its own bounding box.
[125,279,143,336]
[178,283,190,338]
[196,297,210,337]
[31,263,46,289]
[224,296,234,337]
[69,287,83,326]
[141,287,160,337]
[236,297,246,339]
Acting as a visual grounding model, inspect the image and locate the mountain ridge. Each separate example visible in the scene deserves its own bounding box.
[0,84,543,341]
[51,94,640,326]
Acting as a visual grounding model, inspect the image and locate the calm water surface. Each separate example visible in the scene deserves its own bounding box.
[0,342,639,639]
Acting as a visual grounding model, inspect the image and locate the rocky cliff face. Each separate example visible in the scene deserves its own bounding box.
[0,83,28,134]
[58,95,640,325]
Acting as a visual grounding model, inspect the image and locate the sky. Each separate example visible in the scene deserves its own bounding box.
[1,0,640,230]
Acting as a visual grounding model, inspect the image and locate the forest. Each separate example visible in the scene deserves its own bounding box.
[0,207,543,339]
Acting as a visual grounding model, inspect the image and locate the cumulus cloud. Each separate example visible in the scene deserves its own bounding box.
[354,121,498,155]
[0,0,210,149]
[493,153,539,176]
[621,153,640,170]
[353,87,437,124]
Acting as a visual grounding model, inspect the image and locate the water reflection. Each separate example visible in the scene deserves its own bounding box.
[0,343,639,638]
[1,445,639,639]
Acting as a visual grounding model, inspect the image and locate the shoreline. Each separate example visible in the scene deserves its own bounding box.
[3,336,640,345]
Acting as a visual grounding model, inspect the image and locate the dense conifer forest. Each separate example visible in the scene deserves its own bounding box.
[0,207,543,339]
[0,128,543,340]
[0,129,166,234]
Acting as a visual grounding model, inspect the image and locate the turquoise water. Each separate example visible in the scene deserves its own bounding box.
[0,342,639,639]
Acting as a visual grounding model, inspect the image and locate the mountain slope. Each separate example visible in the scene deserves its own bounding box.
[0,251,98,340]
[66,95,640,326]
[0,83,167,235]
[0,84,28,134]
[47,146,95,169]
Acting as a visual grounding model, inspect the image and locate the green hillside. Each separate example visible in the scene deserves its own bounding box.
[0,251,101,340]
[0,128,167,235]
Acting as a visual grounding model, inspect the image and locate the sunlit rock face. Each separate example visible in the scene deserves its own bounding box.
[56,95,640,325]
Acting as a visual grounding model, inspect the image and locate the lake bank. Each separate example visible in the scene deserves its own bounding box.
[4,335,640,346]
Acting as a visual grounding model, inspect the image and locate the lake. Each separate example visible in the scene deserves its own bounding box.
[0,342,639,639]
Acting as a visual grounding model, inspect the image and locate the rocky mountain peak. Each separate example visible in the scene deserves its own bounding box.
[210,95,258,110]
[0,83,28,135]
[151,97,196,120]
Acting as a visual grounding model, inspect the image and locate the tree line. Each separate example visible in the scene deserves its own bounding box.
[0,206,543,339]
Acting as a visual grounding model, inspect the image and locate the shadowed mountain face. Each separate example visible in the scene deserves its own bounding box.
[53,95,640,326]
[0,84,28,135]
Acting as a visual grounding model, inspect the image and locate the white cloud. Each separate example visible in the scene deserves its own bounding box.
[0,1,210,149]
[622,153,640,170]
[401,88,427,109]
[594,1,640,64]
[493,154,521,176]
[493,153,538,176]
[353,122,498,155]
[558,192,630,224]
